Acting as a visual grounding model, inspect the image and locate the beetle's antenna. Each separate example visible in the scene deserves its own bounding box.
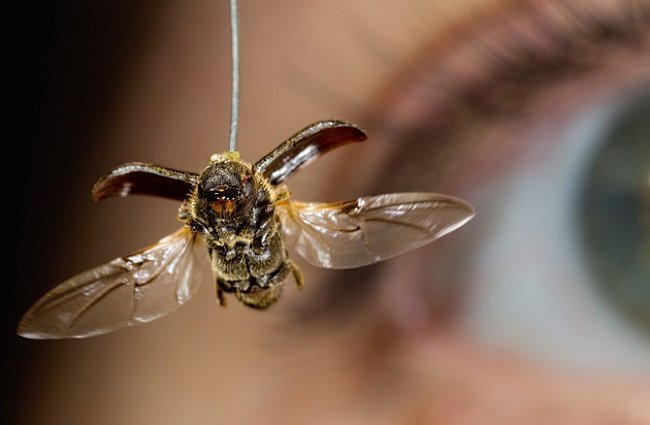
[228,0,240,152]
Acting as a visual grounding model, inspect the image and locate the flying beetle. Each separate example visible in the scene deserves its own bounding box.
[18,1,474,340]
[17,120,475,339]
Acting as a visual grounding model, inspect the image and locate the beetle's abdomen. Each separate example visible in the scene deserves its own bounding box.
[234,262,291,309]
[209,232,285,277]
[210,232,292,308]
[208,242,250,282]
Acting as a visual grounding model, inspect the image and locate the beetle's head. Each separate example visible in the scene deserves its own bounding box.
[194,152,255,224]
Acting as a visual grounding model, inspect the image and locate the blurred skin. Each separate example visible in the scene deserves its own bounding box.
[10,0,650,424]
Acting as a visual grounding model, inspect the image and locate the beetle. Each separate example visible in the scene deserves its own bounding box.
[18,120,474,339]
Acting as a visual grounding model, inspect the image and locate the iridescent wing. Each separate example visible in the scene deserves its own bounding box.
[254,120,367,185]
[276,193,474,269]
[18,227,206,339]
[92,162,198,202]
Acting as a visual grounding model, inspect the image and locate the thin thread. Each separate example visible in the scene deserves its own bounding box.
[228,0,240,152]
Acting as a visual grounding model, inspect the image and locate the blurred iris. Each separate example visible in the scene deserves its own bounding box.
[579,89,650,336]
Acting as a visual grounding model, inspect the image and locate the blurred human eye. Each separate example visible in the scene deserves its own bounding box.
[295,0,650,374]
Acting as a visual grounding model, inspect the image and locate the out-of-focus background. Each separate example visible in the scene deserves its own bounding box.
[8,0,650,423]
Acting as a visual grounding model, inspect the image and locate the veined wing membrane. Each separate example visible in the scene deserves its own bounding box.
[18,227,206,339]
[277,193,475,269]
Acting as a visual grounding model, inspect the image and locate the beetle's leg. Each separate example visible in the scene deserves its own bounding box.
[286,259,304,290]
[177,199,193,222]
[216,287,227,307]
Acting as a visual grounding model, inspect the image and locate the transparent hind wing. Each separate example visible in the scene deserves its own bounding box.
[18,227,206,339]
[277,193,474,269]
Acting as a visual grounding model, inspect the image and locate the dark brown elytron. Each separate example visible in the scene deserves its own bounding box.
[18,120,475,339]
